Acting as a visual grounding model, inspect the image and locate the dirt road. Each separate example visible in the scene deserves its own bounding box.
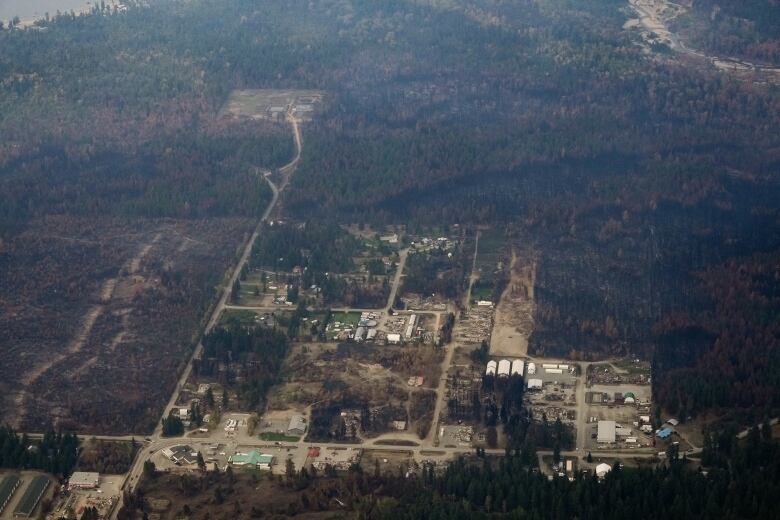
[489,250,535,358]
[627,0,780,78]
[424,340,456,447]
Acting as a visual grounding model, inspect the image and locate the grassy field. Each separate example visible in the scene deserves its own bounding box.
[259,432,300,442]
[220,309,259,326]
[470,282,493,302]
[330,311,362,327]
[612,359,652,376]
[475,228,505,273]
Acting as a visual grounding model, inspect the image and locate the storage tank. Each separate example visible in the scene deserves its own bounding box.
[527,363,536,375]
[511,359,524,376]
[485,360,497,376]
[497,359,511,377]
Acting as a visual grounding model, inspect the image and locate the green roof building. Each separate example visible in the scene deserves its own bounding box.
[229,450,274,469]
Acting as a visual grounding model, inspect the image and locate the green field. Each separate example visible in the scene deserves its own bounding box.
[475,228,505,273]
[259,432,301,442]
[470,282,493,302]
[220,309,259,326]
[329,311,362,327]
[612,359,652,376]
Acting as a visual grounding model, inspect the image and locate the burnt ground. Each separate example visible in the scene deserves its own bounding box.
[129,471,347,520]
[0,216,254,434]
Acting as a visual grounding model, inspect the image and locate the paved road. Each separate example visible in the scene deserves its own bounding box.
[111,111,301,520]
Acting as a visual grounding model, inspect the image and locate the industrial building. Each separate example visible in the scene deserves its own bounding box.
[527,378,543,390]
[597,420,617,443]
[68,472,99,490]
[0,475,21,515]
[13,476,49,518]
[527,362,536,375]
[288,414,307,436]
[656,427,674,439]
[387,333,401,344]
[497,359,511,377]
[354,326,367,342]
[485,360,497,376]
[405,314,418,340]
[511,359,524,376]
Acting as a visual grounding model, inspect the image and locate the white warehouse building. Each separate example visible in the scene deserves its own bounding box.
[485,360,497,376]
[511,359,524,376]
[497,359,511,377]
[598,420,617,443]
[527,378,543,390]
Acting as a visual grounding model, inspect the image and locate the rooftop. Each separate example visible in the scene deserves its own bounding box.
[230,450,274,466]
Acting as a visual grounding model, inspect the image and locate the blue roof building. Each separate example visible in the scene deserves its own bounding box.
[656,427,674,439]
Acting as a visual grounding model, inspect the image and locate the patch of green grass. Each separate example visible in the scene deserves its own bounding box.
[220,309,259,326]
[613,359,651,375]
[330,311,362,327]
[475,228,505,272]
[259,432,301,442]
[471,283,493,302]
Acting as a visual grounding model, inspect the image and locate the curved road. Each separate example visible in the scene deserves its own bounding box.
[112,110,302,519]
[629,0,780,77]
